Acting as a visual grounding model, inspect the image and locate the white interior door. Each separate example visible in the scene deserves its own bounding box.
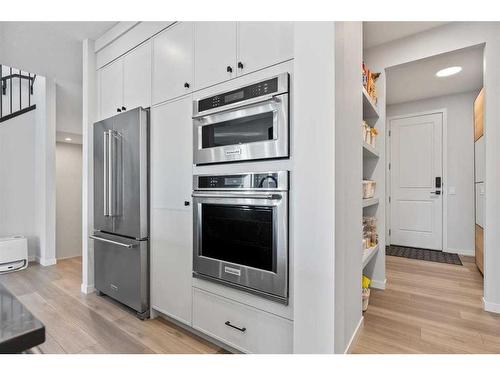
[390,112,443,250]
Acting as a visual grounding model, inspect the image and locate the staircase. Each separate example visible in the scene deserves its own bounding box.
[0,64,37,123]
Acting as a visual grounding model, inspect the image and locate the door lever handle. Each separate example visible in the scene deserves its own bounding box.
[430,190,441,195]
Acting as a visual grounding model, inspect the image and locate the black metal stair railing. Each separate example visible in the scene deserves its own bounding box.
[0,64,37,123]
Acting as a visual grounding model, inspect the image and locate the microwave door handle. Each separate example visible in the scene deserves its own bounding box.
[103,130,109,216]
[192,95,280,119]
[191,193,282,200]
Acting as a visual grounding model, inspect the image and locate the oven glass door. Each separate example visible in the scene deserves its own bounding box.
[193,192,288,302]
[200,204,276,272]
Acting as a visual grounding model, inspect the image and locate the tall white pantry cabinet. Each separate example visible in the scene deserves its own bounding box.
[151,96,193,325]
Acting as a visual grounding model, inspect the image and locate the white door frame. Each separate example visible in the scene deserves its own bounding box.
[386,108,448,252]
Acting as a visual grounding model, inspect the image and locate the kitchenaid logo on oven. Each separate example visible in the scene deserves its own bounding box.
[225,148,241,157]
[224,266,241,276]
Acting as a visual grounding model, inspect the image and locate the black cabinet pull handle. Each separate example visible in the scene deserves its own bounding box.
[184,201,190,206]
[122,106,126,111]
[117,108,121,112]
[184,82,190,88]
[226,66,233,73]
[225,321,246,332]
[237,61,244,69]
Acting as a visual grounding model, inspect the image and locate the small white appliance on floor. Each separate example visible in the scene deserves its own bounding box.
[0,236,28,274]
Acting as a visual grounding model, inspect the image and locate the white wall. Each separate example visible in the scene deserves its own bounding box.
[0,73,56,265]
[56,141,82,259]
[333,21,363,353]
[387,91,478,255]
[34,76,57,266]
[293,21,337,354]
[363,21,500,312]
[0,110,38,258]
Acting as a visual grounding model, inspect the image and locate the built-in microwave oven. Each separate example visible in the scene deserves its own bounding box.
[192,73,289,165]
[192,171,289,304]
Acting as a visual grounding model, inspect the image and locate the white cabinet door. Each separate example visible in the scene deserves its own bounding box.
[151,208,193,325]
[123,41,151,111]
[237,22,293,75]
[150,96,192,210]
[194,22,237,90]
[99,59,123,120]
[152,22,194,105]
[150,96,193,325]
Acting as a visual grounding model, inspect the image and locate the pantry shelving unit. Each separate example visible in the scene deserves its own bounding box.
[362,84,381,278]
[362,244,379,268]
[363,142,379,158]
[362,197,379,208]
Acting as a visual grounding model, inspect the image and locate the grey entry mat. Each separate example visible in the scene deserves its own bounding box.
[386,245,463,266]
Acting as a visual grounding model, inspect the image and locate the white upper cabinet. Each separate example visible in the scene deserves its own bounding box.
[150,96,192,210]
[194,22,237,90]
[237,22,294,75]
[123,41,151,111]
[98,41,151,120]
[99,59,123,120]
[152,22,194,105]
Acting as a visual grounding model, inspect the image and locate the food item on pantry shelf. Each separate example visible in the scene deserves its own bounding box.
[369,127,378,147]
[362,275,371,312]
[362,121,371,144]
[362,180,376,199]
[362,62,380,103]
[367,72,380,103]
[363,216,378,248]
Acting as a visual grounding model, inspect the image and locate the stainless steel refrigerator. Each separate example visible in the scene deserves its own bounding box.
[91,107,149,319]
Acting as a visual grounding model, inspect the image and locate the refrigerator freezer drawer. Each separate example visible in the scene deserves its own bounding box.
[93,232,149,314]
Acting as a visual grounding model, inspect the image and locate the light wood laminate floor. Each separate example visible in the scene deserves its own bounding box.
[353,254,500,354]
[0,257,224,354]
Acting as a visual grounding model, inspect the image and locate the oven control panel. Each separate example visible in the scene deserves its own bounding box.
[196,172,288,190]
[197,76,282,113]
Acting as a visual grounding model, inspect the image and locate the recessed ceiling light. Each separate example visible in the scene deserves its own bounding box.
[65,137,72,142]
[436,66,462,77]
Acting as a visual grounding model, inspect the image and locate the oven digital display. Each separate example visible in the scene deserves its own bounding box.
[225,177,243,186]
[225,91,244,103]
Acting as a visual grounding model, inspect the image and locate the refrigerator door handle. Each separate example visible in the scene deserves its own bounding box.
[108,130,114,216]
[103,130,109,216]
[89,235,134,248]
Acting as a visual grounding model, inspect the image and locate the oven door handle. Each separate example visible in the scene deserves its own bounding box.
[192,95,281,120]
[191,192,282,200]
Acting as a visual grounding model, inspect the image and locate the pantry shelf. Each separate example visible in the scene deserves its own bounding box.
[363,87,379,119]
[362,197,379,208]
[363,142,379,158]
[362,244,379,268]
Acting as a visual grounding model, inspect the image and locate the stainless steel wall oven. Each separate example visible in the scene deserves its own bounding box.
[192,171,289,304]
[193,73,289,165]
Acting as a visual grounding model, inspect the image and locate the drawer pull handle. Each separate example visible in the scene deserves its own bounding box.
[225,321,246,332]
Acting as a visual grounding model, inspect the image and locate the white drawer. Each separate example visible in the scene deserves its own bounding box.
[192,288,293,354]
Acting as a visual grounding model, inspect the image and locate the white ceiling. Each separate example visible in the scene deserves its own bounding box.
[363,22,449,49]
[0,22,117,134]
[386,45,484,105]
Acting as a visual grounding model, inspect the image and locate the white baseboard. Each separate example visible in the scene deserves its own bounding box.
[28,255,36,262]
[81,283,95,294]
[344,316,364,354]
[371,278,386,290]
[483,297,500,314]
[36,257,57,266]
